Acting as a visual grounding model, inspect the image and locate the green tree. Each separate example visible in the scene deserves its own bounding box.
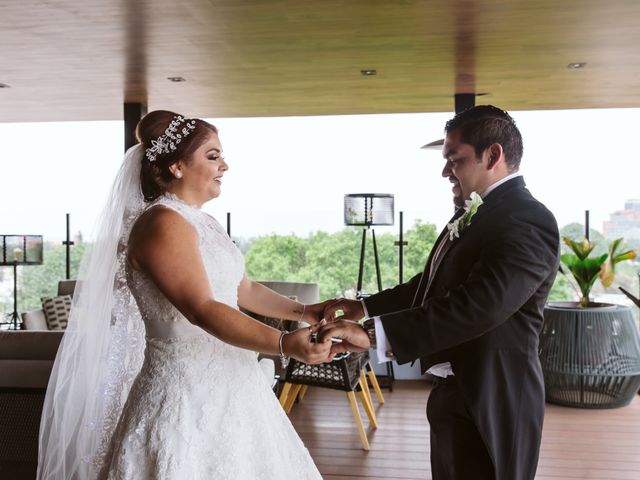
[300,228,402,298]
[402,220,438,280]
[243,221,439,300]
[245,234,307,281]
[547,272,574,302]
[17,241,87,312]
[298,229,365,298]
[232,236,254,255]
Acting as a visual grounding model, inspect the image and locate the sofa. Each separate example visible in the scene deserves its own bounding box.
[0,330,63,479]
[21,280,76,330]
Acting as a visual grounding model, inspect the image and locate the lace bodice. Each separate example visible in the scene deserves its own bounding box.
[127,194,245,338]
[101,194,322,479]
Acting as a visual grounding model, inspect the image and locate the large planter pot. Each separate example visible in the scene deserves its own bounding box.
[539,302,640,409]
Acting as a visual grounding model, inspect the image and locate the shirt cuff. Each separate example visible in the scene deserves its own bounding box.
[360,299,369,319]
[373,316,394,363]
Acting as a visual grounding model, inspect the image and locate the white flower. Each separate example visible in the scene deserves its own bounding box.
[464,192,483,218]
[447,218,461,240]
[446,191,483,240]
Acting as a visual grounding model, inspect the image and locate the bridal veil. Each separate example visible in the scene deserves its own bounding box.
[38,144,147,479]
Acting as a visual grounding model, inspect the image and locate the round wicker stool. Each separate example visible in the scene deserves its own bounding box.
[539,303,640,409]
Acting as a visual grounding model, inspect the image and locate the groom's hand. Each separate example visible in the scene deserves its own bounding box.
[303,299,339,325]
[317,320,370,354]
[323,298,364,322]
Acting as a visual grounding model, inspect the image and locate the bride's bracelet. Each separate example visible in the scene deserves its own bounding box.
[279,330,290,368]
[298,303,306,323]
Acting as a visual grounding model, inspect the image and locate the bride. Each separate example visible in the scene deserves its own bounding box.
[38,110,331,479]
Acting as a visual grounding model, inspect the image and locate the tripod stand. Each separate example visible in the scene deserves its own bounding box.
[5,264,20,329]
[1,235,44,330]
[354,225,396,390]
[356,226,382,297]
[344,193,395,390]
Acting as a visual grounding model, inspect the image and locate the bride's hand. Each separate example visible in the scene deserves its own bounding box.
[283,326,333,364]
[301,299,337,325]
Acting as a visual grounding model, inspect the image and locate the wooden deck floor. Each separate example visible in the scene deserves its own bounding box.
[288,380,640,480]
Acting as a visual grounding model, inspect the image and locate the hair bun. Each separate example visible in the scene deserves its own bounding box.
[136,110,183,146]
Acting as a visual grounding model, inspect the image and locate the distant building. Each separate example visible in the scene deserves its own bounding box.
[603,199,640,248]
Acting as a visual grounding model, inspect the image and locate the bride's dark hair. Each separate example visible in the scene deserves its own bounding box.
[136,110,218,201]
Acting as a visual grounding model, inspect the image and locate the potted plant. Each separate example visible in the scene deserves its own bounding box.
[539,236,640,409]
[559,236,636,307]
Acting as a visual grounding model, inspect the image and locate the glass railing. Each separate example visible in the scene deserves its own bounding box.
[2,209,638,326]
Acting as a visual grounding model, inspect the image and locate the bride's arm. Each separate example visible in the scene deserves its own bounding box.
[128,207,331,362]
[237,278,331,325]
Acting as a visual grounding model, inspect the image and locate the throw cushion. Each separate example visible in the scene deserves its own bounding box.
[21,309,48,330]
[41,295,72,330]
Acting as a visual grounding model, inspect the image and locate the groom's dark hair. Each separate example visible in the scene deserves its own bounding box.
[445,105,523,172]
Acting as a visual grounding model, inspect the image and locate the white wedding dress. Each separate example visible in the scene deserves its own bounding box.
[98,195,321,479]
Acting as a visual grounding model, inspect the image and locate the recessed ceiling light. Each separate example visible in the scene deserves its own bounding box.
[0,83,10,88]
[167,76,186,82]
[567,62,587,69]
[360,69,377,76]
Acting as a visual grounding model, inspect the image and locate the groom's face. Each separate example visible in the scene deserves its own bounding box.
[442,128,490,206]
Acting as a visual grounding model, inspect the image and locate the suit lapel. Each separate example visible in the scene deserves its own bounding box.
[422,233,457,296]
[414,177,528,374]
[411,208,463,307]
[414,176,528,306]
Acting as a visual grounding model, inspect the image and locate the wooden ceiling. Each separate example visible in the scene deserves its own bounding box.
[2,0,640,122]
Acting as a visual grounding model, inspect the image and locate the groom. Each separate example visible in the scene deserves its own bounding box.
[319,105,560,480]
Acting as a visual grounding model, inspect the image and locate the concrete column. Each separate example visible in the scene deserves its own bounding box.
[124,102,148,151]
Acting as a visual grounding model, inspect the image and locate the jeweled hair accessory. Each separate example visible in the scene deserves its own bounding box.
[145,115,197,162]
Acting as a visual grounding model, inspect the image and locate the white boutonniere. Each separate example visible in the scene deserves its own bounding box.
[446,192,483,240]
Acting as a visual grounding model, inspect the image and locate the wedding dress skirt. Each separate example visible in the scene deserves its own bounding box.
[99,195,321,479]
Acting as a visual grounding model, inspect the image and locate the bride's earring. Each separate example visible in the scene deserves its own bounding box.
[175,171,183,179]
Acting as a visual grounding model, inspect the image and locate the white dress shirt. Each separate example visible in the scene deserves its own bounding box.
[369,172,522,376]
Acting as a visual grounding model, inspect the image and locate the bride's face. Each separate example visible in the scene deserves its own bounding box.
[173,131,228,205]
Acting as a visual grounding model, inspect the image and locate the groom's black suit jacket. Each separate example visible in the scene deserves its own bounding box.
[364,176,559,480]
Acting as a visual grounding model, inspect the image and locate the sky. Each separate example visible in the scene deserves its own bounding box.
[1,108,639,243]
